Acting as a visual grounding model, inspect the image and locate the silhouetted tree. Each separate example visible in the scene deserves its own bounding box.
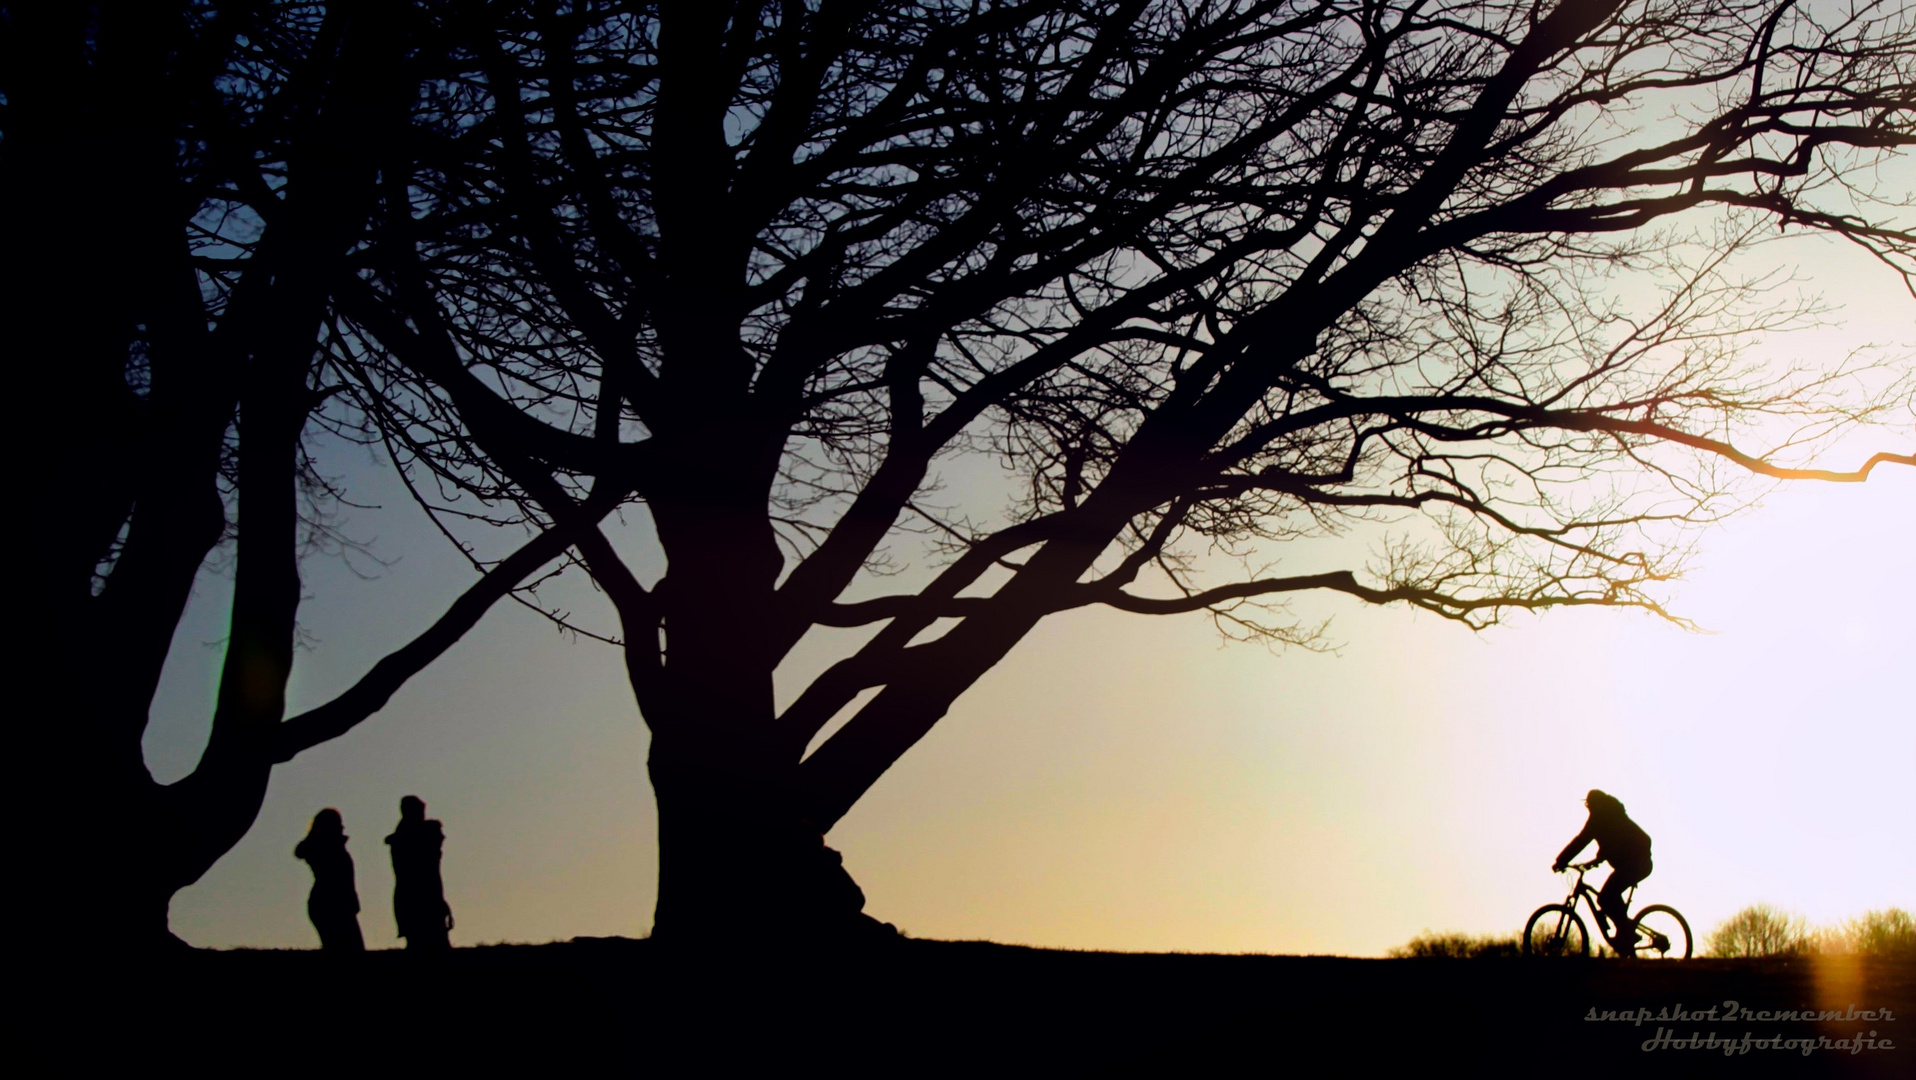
[344,0,1916,940]
[1706,903,1809,957]
[1,1,598,951]
[1836,908,1916,957]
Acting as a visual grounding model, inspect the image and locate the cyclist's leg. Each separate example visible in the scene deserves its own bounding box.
[1587,888,1615,940]
[1601,861,1650,953]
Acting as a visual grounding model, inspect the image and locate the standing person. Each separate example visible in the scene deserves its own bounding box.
[1553,788,1654,954]
[385,796,453,951]
[294,809,365,952]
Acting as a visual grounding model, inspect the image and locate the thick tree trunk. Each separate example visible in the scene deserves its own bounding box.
[642,648,869,945]
[44,726,277,955]
[647,732,800,942]
[49,792,170,953]
[641,458,890,946]
[648,735,889,948]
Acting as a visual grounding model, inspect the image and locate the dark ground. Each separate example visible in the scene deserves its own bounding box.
[28,939,1912,1077]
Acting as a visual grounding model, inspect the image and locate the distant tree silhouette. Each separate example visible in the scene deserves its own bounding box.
[341,0,1916,939]
[1706,903,1809,958]
[1836,907,1916,958]
[2,2,599,952]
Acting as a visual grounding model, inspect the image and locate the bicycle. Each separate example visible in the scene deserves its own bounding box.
[1522,860,1692,959]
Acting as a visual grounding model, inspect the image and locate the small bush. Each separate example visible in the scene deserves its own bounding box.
[1707,904,1810,958]
[1390,930,1521,959]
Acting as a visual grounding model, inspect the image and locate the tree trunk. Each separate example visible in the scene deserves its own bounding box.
[649,737,889,949]
[648,731,803,943]
[642,650,880,946]
[641,465,890,946]
[45,770,183,955]
[48,733,278,953]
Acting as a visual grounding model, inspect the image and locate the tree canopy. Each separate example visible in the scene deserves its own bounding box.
[335,0,1916,936]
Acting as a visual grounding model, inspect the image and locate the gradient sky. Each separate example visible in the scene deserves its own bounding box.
[153,237,1914,956]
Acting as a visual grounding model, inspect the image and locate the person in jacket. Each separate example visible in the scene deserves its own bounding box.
[385,795,453,950]
[1553,788,1653,953]
[294,809,365,952]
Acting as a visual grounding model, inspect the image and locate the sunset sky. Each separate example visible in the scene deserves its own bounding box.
[153,237,1914,957]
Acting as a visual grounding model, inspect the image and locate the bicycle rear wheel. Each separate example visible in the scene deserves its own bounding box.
[1523,904,1590,958]
[1631,904,1692,960]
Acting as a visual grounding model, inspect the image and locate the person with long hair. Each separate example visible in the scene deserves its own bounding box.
[294,809,365,952]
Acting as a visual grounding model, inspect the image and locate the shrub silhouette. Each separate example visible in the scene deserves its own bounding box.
[1389,931,1521,959]
[1707,905,1915,958]
[1706,905,1810,958]
[1826,908,1916,958]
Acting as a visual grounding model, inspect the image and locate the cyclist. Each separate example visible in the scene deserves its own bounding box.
[1552,789,1653,954]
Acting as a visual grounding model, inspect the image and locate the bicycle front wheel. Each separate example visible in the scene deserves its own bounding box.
[1523,904,1590,958]
[1631,904,1692,960]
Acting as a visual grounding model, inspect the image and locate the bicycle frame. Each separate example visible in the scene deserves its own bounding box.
[1555,861,1678,953]
[1561,864,1642,950]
